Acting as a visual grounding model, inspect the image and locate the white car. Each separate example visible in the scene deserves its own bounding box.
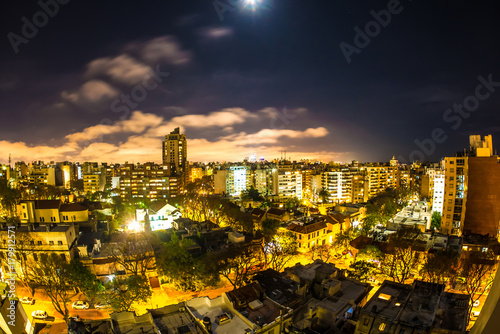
[32,310,48,320]
[20,297,35,305]
[473,300,481,307]
[95,302,111,310]
[72,301,89,310]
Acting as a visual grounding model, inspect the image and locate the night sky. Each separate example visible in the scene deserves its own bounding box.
[1,0,499,164]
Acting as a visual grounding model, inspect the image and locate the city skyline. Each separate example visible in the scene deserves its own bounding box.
[1,1,500,163]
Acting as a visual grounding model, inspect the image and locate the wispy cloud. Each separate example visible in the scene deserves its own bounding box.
[0,109,342,163]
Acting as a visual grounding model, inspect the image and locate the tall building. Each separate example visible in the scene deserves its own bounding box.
[430,169,445,214]
[463,136,500,238]
[322,169,351,203]
[363,165,398,199]
[441,135,500,238]
[226,166,250,197]
[276,169,303,199]
[162,127,187,186]
[119,163,179,200]
[440,156,468,236]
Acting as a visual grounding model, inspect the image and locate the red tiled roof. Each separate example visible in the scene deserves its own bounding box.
[60,203,88,212]
[267,208,286,216]
[287,221,326,234]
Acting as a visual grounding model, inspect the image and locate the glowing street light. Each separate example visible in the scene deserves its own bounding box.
[127,220,143,233]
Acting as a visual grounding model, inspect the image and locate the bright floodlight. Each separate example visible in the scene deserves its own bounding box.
[127,220,143,233]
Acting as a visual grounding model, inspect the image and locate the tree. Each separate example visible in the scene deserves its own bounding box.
[356,245,383,263]
[310,244,334,262]
[67,260,104,299]
[220,202,254,232]
[212,245,264,289]
[106,275,152,312]
[242,185,264,202]
[0,179,19,216]
[261,218,281,242]
[284,197,300,210]
[157,233,219,291]
[265,231,298,272]
[379,227,426,284]
[9,231,38,295]
[431,211,441,230]
[31,253,77,325]
[318,188,330,203]
[334,227,358,256]
[420,250,458,285]
[108,233,156,278]
[458,251,496,321]
[349,261,378,283]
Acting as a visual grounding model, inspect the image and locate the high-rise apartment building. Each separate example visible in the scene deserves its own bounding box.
[430,169,445,214]
[440,156,468,236]
[276,169,303,199]
[119,163,179,200]
[162,127,187,186]
[226,166,251,197]
[363,165,398,199]
[441,135,500,238]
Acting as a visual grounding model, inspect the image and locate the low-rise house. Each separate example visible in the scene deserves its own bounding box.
[149,303,204,334]
[225,283,293,334]
[286,219,332,252]
[68,318,114,334]
[136,201,181,231]
[284,260,341,298]
[292,277,372,333]
[75,232,158,287]
[355,280,469,334]
[111,311,160,334]
[187,295,256,334]
[252,269,302,310]
[266,208,291,222]
[0,222,77,277]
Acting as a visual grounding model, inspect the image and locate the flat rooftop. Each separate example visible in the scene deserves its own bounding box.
[363,281,412,319]
[187,296,255,334]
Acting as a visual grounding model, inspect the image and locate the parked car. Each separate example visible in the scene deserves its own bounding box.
[20,297,35,305]
[473,300,481,307]
[72,301,89,310]
[95,302,111,310]
[32,310,48,320]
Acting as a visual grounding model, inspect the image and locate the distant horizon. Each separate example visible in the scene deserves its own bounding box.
[2,1,499,167]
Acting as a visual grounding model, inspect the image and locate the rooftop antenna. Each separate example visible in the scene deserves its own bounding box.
[8,154,11,167]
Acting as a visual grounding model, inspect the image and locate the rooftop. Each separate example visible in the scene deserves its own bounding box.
[111,311,159,334]
[186,295,255,334]
[149,303,203,334]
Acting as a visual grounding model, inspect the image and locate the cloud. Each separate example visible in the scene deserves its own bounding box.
[131,36,192,65]
[199,27,234,39]
[65,111,163,142]
[86,55,152,85]
[1,108,344,164]
[61,80,119,112]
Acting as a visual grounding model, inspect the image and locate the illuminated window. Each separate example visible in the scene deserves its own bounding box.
[378,293,392,301]
[379,323,386,331]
